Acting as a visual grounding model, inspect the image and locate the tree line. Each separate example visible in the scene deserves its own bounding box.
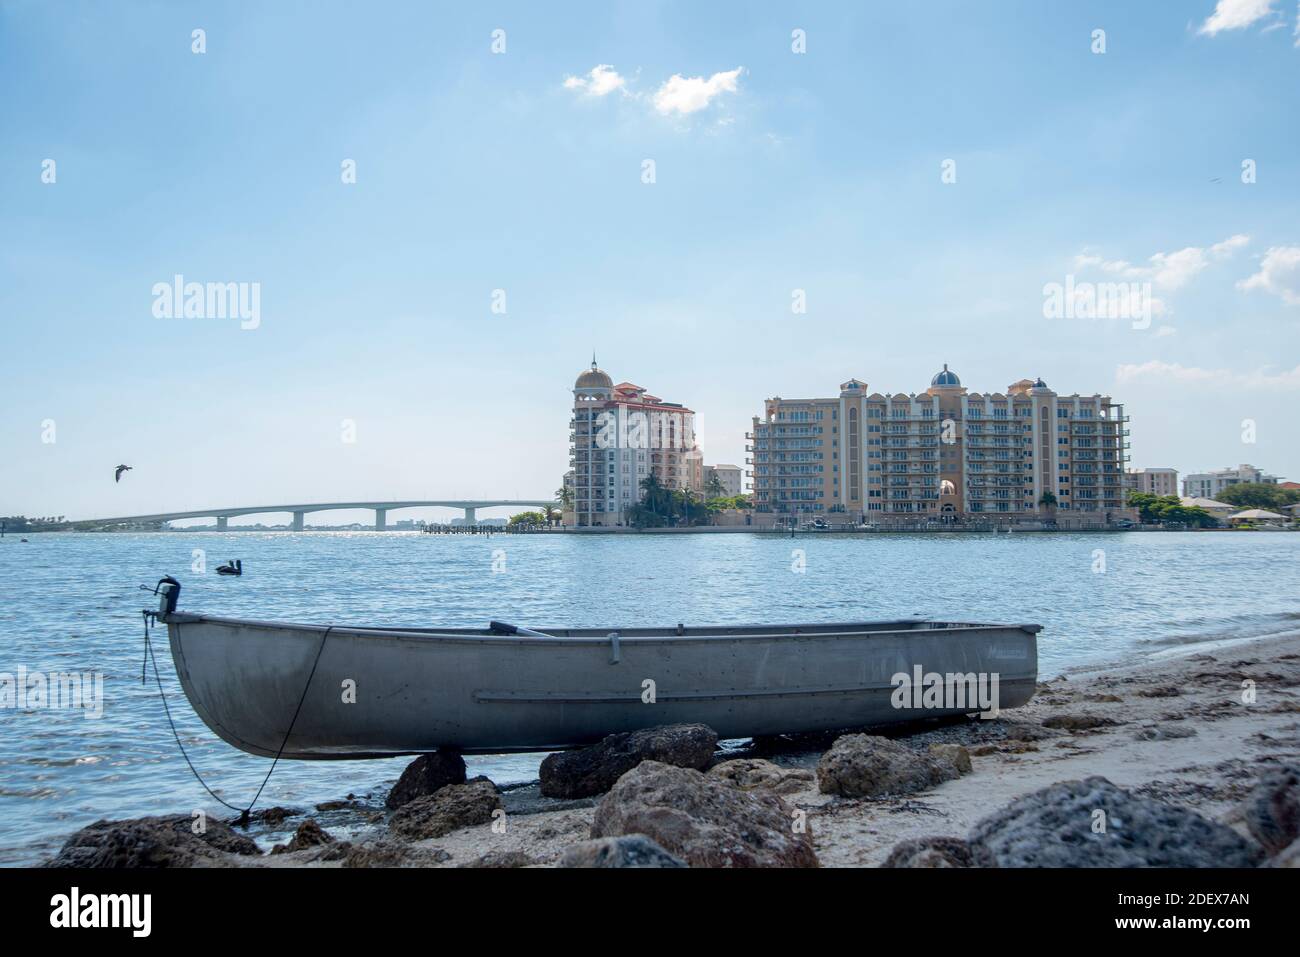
[524,475,753,529]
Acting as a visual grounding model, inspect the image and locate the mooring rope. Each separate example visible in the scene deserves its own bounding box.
[142,612,333,826]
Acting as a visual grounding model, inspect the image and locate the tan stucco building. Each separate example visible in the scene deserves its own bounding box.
[703,464,744,498]
[749,366,1131,523]
[1126,467,1178,497]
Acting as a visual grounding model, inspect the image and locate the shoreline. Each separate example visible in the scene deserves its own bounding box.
[385,628,1300,867]
[38,626,1300,867]
[7,526,1287,535]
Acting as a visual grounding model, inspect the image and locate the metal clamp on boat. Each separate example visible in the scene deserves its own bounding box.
[147,576,181,621]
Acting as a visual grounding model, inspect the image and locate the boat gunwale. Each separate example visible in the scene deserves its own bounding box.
[164,611,1043,644]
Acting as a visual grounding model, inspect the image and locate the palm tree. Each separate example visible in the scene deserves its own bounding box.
[555,485,572,509]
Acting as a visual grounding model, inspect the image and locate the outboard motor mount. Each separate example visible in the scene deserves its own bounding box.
[155,576,181,619]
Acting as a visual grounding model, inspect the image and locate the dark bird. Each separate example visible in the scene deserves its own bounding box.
[114,465,133,483]
[216,559,243,576]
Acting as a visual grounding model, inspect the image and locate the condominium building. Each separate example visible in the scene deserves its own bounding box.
[703,464,744,498]
[748,365,1130,521]
[565,359,703,527]
[1182,464,1279,499]
[1126,467,1179,497]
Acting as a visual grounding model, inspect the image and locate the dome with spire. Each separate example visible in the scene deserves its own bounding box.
[575,354,613,391]
[930,363,961,387]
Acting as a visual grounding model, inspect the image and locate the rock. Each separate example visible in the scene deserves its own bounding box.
[707,758,815,795]
[591,761,818,867]
[1242,764,1300,855]
[315,800,358,812]
[560,834,688,868]
[969,776,1264,867]
[1084,694,1123,703]
[816,734,963,798]
[270,818,334,855]
[1042,714,1115,731]
[388,778,503,840]
[248,806,300,826]
[343,840,451,867]
[385,751,467,810]
[928,743,973,774]
[882,837,995,868]
[1269,838,1300,868]
[458,850,536,868]
[996,721,1059,741]
[539,724,718,799]
[45,815,260,868]
[1137,685,1182,698]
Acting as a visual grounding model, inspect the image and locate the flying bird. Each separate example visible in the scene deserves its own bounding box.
[114,465,133,483]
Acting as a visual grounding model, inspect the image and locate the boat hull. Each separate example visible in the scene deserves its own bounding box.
[164,615,1039,758]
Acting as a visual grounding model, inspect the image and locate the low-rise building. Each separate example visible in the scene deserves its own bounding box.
[1180,496,1236,523]
[1227,508,1288,526]
[1126,467,1178,497]
[703,464,743,499]
[1183,464,1279,499]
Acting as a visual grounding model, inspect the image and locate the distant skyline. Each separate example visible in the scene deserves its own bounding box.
[2,0,1297,521]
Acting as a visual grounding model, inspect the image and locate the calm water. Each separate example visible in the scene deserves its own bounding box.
[2,530,1298,865]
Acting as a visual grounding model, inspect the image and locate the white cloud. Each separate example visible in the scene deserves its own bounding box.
[1116,359,1300,390]
[562,64,627,97]
[1073,235,1249,291]
[1237,245,1300,304]
[1147,247,1214,289]
[652,67,743,116]
[1198,0,1277,35]
[1210,233,1250,256]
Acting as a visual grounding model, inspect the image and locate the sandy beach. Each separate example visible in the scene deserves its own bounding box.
[142,628,1294,869]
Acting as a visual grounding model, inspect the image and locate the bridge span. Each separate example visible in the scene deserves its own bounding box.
[77,499,558,531]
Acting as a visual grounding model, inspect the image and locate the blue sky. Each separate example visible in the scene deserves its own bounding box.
[2,0,1298,521]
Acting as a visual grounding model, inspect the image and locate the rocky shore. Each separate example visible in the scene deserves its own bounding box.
[44,631,1300,867]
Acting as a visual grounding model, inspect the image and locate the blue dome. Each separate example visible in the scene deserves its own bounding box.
[931,364,961,387]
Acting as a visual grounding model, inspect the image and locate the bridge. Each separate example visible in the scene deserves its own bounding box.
[76,500,558,531]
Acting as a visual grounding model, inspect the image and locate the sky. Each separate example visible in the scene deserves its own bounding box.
[1,0,1298,523]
